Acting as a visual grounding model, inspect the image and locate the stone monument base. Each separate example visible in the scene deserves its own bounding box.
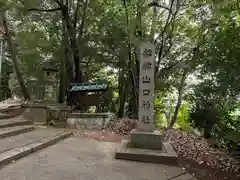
[130,129,163,150]
[115,129,178,166]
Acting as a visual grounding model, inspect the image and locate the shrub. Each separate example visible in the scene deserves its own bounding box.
[175,103,191,132]
[189,99,240,150]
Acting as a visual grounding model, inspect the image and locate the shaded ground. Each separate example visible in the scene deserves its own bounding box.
[164,129,240,180]
[0,137,195,180]
[0,104,239,180]
[178,157,239,180]
[72,128,240,180]
[71,129,128,142]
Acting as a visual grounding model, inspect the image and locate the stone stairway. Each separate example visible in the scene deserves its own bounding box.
[0,116,72,168]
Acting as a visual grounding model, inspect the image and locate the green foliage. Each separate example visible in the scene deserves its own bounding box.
[154,92,168,128]
[90,68,118,113]
[175,103,191,132]
[212,113,240,150]
[189,102,220,138]
[189,81,240,150]
[202,23,240,95]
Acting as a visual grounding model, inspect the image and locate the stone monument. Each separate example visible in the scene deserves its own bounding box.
[115,42,178,166]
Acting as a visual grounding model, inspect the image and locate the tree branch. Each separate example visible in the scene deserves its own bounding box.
[156,61,179,81]
[18,0,25,5]
[155,0,175,74]
[156,49,192,80]
[77,0,88,40]
[159,13,177,60]
[28,8,61,12]
[110,48,121,61]
[53,0,63,8]
[73,0,81,29]
[148,1,173,14]
[155,0,182,75]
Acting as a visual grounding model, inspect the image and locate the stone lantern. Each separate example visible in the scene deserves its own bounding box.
[42,62,58,102]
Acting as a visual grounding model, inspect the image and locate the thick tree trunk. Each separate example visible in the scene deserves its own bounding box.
[121,0,137,117]
[168,71,187,128]
[59,15,75,104]
[65,41,75,105]
[61,5,83,83]
[117,70,126,118]
[59,1,88,108]
[58,50,66,103]
[126,36,138,118]
[132,49,140,118]
[127,62,139,118]
[58,36,66,103]
[2,12,31,100]
[169,90,183,128]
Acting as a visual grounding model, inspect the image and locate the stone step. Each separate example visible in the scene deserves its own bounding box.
[0,117,33,128]
[0,128,72,167]
[0,126,35,139]
[0,113,15,120]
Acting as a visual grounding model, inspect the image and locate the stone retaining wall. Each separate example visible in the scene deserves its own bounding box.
[66,113,115,129]
[21,103,115,130]
[22,103,71,125]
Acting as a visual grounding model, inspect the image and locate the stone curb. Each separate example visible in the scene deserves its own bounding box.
[0,131,72,167]
[0,120,33,129]
[0,126,35,139]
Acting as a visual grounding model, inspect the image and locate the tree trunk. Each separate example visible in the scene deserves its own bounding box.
[0,62,12,101]
[117,70,126,118]
[121,0,137,117]
[1,12,31,100]
[59,14,75,104]
[61,5,83,83]
[168,70,187,128]
[58,35,66,103]
[59,2,89,108]
[132,49,140,118]
[58,45,66,103]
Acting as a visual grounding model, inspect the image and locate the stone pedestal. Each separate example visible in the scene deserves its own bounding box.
[130,129,163,150]
[46,105,71,128]
[22,102,71,126]
[115,129,178,166]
